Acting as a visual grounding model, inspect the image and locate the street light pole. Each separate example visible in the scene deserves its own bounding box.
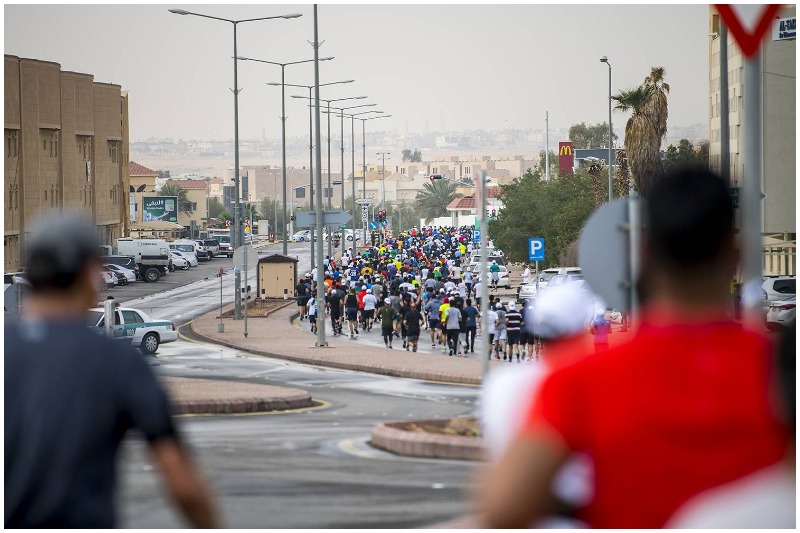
[600,56,613,201]
[271,80,354,266]
[168,7,301,252]
[312,5,325,347]
[377,152,390,212]
[238,56,334,254]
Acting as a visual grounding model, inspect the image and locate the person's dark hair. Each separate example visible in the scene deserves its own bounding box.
[645,168,734,273]
[24,214,100,293]
[466,299,472,306]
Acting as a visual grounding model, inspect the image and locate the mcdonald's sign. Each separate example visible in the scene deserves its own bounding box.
[558,141,574,175]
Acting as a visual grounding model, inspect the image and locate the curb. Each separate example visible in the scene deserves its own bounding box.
[190,312,483,386]
[161,377,313,415]
[170,393,313,415]
[369,419,486,462]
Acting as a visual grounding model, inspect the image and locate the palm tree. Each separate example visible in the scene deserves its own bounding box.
[414,179,462,223]
[612,67,670,197]
[158,181,193,215]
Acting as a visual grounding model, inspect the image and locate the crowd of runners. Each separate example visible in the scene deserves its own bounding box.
[293,225,542,361]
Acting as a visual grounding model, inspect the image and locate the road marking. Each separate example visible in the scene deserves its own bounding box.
[176,398,333,418]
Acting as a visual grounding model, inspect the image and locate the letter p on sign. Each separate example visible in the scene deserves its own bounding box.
[529,238,545,261]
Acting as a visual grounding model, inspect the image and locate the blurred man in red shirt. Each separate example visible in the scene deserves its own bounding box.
[482,168,787,528]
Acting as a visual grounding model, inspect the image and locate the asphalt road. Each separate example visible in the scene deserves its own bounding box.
[118,336,482,528]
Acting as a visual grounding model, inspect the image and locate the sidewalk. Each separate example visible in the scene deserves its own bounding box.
[190,302,637,386]
[161,376,312,415]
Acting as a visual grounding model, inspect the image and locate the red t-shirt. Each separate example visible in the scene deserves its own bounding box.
[524,313,786,529]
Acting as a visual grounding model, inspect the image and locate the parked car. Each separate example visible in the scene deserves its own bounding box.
[102,265,128,286]
[193,240,213,261]
[86,306,178,354]
[767,296,796,330]
[100,255,140,280]
[762,276,795,313]
[105,263,137,284]
[468,254,505,269]
[334,229,361,242]
[169,251,190,270]
[4,272,31,314]
[99,270,117,291]
[171,250,198,268]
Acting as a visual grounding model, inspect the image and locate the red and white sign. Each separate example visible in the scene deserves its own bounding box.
[715,4,782,58]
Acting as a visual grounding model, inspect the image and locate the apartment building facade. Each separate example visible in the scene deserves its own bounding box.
[4,55,129,271]
[708,6,796,274]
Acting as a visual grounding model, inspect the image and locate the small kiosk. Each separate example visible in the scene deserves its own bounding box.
[256,254,299,299]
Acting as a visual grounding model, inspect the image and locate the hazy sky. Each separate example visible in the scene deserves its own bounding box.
[5,3,710,142]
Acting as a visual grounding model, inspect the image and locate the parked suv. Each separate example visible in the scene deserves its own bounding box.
[193,240,215,261]
[201,239,220,258]
[217,235,234,258]
[762,276,795,313]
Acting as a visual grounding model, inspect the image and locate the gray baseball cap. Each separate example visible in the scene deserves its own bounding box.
[24,214,100,292]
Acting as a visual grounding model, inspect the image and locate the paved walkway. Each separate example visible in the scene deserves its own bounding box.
[190,301,636,386]
[161,376,312,415]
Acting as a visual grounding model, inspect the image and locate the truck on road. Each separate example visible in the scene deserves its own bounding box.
[114,238,171,282]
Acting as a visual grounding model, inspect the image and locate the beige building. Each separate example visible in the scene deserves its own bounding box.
[4,55,129,271]
[165,179,209,230]
[128,161,158,224]
[223,164,341,204]
[708,6,796,275]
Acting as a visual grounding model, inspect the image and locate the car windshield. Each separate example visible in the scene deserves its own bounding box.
[218,236,230,244]
[86,310,104,327]
[540,271,558,282]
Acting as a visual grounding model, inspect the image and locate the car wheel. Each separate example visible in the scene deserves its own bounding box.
[182,264,190,270]
[140,332,159,354]
[144,267,160,283]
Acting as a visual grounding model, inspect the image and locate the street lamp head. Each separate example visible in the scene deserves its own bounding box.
[266,82,281,86]
[320,56,335,61]
[168,8,189,15]
[282,13,303,19]
[236,56,250,61]
[599,56,608,63]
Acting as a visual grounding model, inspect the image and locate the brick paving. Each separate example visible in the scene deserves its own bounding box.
[161,376,312,415]
[190,301,636,386]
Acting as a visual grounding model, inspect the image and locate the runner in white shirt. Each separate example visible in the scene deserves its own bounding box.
[362,292,378,330]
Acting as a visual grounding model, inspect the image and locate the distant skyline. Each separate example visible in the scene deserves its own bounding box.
[5,3,710,143]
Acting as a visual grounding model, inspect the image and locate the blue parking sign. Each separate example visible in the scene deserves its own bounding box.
[528,238,545,261]
[473,229,481,243]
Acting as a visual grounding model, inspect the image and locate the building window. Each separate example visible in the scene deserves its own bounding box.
[77,136,93,161]
[465,166,471,174]
[41,129,58,157]
[5,130,19,158]
[188,202,197,212]
[108,141,120,164]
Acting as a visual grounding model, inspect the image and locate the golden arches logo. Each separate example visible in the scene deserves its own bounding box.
[559,144,573,156]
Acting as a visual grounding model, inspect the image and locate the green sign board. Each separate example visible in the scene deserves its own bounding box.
[339,224,348,229]
[142,196,178,223]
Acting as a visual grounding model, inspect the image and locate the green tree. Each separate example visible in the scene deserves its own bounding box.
[207,196,225,219]
[401,149,423,162]
[389,200,422,232]
[488,169,595,268]
[536,149,559,178]
[612,66,670,197]
[258,197,280,227]
[158,181,193,215]
[414,179,462,223]
[664,139,709,172]
[568,122,618,149]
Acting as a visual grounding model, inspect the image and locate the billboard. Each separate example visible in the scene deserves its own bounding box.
[559,142,574,175]
[142,196,178,223]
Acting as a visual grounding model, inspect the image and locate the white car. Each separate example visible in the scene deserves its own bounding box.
[293,230,311,242]
[761,276,795,313]
[86,306,178,354]
[767,296,796,330]
[100,270,117,290]
[105,263,137,283]
[170,251,190,270]
[171,250,198,268]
